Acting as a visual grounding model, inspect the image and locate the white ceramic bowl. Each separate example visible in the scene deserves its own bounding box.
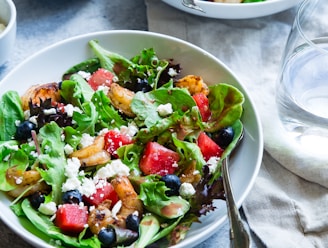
[162,0,302,19]
[0,30,263,247]
[0,0,16,66]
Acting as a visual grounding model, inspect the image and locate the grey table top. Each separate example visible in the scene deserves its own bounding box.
[0,1,262,247]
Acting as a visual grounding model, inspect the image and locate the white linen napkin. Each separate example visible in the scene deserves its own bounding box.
[146,1,328,247]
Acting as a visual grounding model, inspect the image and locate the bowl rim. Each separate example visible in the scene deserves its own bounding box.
[0,0,16,39]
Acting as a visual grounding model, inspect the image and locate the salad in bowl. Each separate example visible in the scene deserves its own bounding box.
[0,31,263,248]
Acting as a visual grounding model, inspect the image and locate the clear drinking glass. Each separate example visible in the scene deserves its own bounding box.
[276,0,328,154]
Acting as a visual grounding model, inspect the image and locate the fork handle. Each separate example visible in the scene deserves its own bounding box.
[222,158,251,248]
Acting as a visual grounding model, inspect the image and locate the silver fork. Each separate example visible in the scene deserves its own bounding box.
[181,0,205,12]
[221,130,251,248]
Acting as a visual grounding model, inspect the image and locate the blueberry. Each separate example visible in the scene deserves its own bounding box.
[98,226,116,246]
[29,191,45,209]
[126,214,139,232]
[210,126,234,149]
[160,174,181,196]
[135,78,152,93]
[62,190,82,204]
[124,78,152,93]
[15,121,36,140]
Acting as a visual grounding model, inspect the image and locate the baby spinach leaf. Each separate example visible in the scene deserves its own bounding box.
[0,91,24,141]
[62,57,100,79]
[0,140,21,191]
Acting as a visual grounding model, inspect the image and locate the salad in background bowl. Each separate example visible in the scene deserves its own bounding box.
[0,30,263,248]
[162,0,303,19]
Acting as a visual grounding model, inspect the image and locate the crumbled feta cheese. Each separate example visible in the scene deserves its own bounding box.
[80,177,97,197]
[77,70,91,79]
[50,239,62,247]
[172,161,179,168]
[65,157,81,178]
[157,103,173,117]
[96,159,130,179]
[79,133,95,148]
[113,76,119,82]
[38,202,57,215]
[179,182,196,199]
[98,128,109,136]
[120,122,138,137]
[64,144,74,155]
[15,120,21,127]
[63,104,82,117]
[30,151,38,158]
[43,108,57,115]
[62,177,81,192]
[207,156,220,174]
[64,104,75,117]
[97,85,110,95]
[4,144,19,151]
[29,116,38,126]
[168,68,178,77]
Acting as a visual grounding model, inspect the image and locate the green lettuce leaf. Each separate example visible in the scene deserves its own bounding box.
[73,101,98,136]
[139,180,190,219]
[131,86,195,128]
[91,90,127,131]
[21,199,101,248]
[60,74,94,108]
[117,143,143,176]
[172,134,206,173]
[205,83,244,132]
[37,122,66,204]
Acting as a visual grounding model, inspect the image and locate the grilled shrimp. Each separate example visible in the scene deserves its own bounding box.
[6,167,49,197]
[20,82,61,111]
[111,176,143,228]
[69,136,111,166]
[175,75,209,96]
[107,83,136,117]
[88,200,115,234]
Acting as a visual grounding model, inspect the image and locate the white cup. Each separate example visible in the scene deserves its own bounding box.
[0,0,16,66]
